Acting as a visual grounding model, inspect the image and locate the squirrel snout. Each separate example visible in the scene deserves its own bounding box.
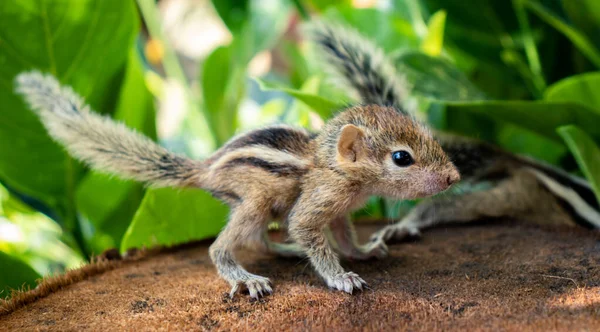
[446,170,460,187]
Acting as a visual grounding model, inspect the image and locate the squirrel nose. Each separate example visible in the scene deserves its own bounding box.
[446,171,460,186]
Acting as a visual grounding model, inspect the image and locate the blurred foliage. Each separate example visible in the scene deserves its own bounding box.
[1,0,600,298]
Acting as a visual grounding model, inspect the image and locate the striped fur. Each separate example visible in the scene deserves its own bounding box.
[304,20,410,110]
[440,135,600,229]
[15,71,459,298]
[306,21,600,236]
[15,72,202,188]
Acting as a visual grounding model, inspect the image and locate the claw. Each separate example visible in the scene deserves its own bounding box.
[327,272,367,294]
[343,280,353,294]
[351,277,363,290]
[229,283,240,298]
[248,283,258,299]
[227,275,273,299]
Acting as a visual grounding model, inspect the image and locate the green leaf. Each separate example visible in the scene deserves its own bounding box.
[254,78,343,119]
[112,49,158,140]
[562,0,600,46]
[0,251,40,299]
[512,0,546,94]
[431,104,567,165]
[322,6,419,52]
[76,174,140,252]
[308,0,351,11]
[524,0,600,68]
[443,101,600,144]
[352,196,385,220]
[421,0,543,99]
[248,0,291,56]
[420,10,446,57]
[280,41,312,89]
[211,0,249,33]
[75,49,156,254]
[558,125,600,205]
[394,52,486,101]
[545,72,600,113]
[1,183,83,278]
[0,0,140,225]
[201,45,243,145]
[120,188,229,251]
[214,1,290,64]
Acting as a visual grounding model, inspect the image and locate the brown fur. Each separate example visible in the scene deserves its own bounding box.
[202,105,459,296]
[371,135,600,244]
[16,73,458,298]
[306,21,600,248]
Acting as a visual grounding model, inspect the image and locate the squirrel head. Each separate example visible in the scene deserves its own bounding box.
[318,105,460,199]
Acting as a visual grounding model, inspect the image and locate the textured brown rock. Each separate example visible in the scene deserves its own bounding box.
[1,221,600,331]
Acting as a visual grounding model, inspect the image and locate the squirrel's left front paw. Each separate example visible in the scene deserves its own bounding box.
[370,223,421,244]
[365,240,389,259]
[326,272,367,294]
[353,240,388,260]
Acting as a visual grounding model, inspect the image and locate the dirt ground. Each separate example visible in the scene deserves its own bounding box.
[1,220,600,331]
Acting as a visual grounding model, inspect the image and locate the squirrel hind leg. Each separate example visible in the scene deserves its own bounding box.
[208,204,273,299]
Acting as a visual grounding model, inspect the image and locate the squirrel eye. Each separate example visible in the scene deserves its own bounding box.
[391,150,414,167]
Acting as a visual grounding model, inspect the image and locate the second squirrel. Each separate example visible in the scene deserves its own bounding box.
[306,20,600,247]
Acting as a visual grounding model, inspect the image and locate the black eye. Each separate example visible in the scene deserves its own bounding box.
[391,150,414,167]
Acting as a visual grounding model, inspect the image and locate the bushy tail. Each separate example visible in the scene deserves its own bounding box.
[304,20,409,111]
[519,156,600,229]
[15,71,203,188]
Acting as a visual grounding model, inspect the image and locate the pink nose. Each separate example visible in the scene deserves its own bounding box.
[446,171,460,186]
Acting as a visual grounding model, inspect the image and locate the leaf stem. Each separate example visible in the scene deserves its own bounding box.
[525,0,600,69]
[137,0,187,88]
[406,0,429,38]
[291,0,310,20]
[136,0,217,149]
[513,0,546,93]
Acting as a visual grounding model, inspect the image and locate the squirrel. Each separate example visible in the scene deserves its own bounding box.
[14,71,459,299]
[306,20,600,246]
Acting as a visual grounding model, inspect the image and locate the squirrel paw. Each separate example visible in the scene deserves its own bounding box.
[361,239,389,259]
[229,275,273,299]
[326,272,367,294]
[370,223,421,244]
[349,240,388,260]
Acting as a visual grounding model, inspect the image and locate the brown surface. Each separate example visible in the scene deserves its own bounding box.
[1,221,600,331]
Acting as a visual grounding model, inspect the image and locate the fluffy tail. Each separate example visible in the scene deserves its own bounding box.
[15,71,203,188]
[304,21,409,110]
[519,156,600,229]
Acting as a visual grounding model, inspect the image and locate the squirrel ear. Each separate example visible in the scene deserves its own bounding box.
[337,124,365,163]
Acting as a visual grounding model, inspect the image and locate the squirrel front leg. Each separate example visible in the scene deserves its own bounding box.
[288,178,367,293]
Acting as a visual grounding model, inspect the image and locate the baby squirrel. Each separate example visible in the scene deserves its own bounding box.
[308,21,600,245]
[15,68,459,298]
